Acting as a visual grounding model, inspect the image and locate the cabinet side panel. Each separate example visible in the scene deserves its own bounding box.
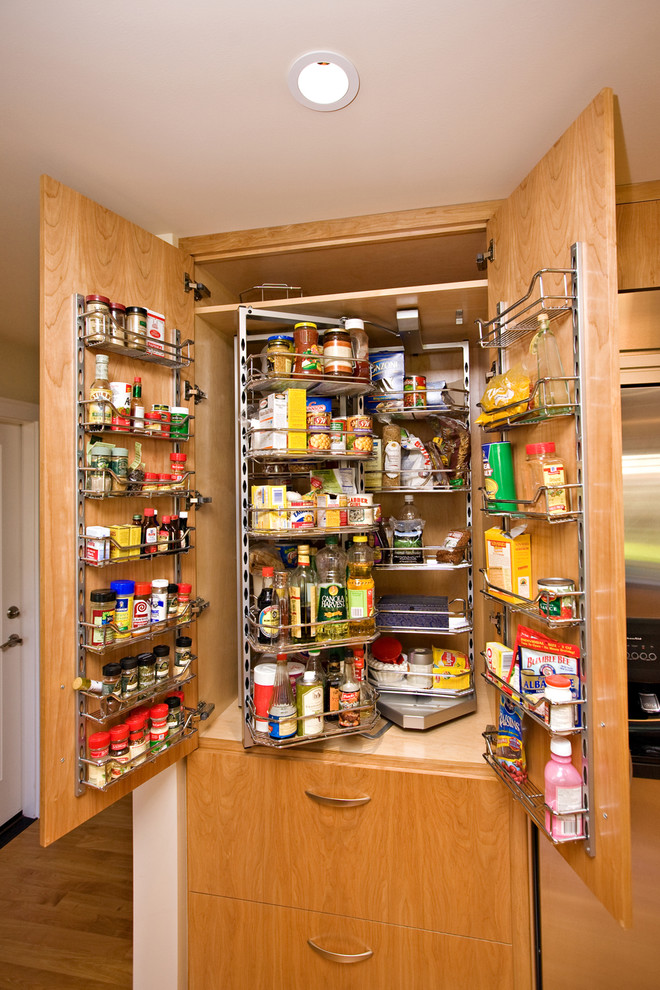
[485,90,631,925]
[39,175,197,846]
[193,316,237,717]
[617,200,660,290]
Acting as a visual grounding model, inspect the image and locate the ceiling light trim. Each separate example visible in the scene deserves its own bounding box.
[288,50,359,112]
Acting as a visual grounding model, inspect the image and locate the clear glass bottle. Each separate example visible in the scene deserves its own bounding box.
[268,653,297,739]
[88,354,112,427]
[525,441,568,517]
[324,650,342,721]
[130,376,144,430]
[347,536,375,637]
[338,655,360,727]
[273,571,290,647]
[529,312,570,412]
[288,545,317,642]
[257,566,279,644]
[296,668,324,737]
[315,536,348,641]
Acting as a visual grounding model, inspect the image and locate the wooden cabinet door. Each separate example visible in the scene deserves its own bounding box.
[39,176,198,845]
[485,89,631,924]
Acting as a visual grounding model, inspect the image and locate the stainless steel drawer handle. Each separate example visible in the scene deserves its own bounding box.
[304,790,371,808]
[307,938,373,964]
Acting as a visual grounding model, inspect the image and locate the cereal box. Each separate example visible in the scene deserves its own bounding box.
[484,526,531,602]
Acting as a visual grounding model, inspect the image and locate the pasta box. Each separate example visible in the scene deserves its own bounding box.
[376,595,449,630]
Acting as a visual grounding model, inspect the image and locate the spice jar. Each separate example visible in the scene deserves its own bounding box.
[142,472,160,492]
[109,302,127,346]
[345,318,370,381]
[137,653,156,691]
[323,328,353,377]
[266,334,294,376]
[125,306,148,351]
[177,583,192,617]
[85,294,111,345]
[110,447,129,490]
[144,412,162,435]
[170,407,189,439]
[153,644,170,680]
[544,674,576,732]
[90,588,116,646]
[293,322,322,377]
[150,704,169,753]
[169,452,187,487]
[165,695,182,736]
[87,731,111,788]
[132,583,152,636]
[110,382,131,432]
[102,661,122,696]
[120,655,139,698]
[109,724,130,777]
[150,579,168,623]
[89,443,113,495]
[126,713,148,765]
[167,583,179,618]
[110,579,135,640]
[525,442,568,517]
[174,636,193,675]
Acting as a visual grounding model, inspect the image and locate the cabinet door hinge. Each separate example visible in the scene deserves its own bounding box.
[184,273,210,301]
[184,380,207,404]
[476,239,495,270]
[186,492,212,509]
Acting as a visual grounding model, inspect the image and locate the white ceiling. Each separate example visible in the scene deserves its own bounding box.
[2,0,660,351]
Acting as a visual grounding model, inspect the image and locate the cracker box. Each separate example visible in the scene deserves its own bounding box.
[485,641,519,691]
[286,389,307,450]
[484,526,531,602]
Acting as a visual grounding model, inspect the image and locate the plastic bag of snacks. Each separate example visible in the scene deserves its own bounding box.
[425,417,471,488]
[495,696,527,783]
[475,365,531,427]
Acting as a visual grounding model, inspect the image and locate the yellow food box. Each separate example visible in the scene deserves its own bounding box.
[484,526,531,603]
[129,524,141,558]
[432,648,471,691]
[286,388,307,450]
[109,524,134,560]
[485,640,518,690]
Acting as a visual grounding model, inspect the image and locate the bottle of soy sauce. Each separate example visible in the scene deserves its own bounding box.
[257,566,279,644]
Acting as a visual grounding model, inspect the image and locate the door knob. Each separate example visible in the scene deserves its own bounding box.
[6,606,20,619]
[1,634,22,651]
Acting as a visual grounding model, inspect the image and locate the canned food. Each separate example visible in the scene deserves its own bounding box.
[330,418,346,453]
[308,431,331,452]
[537,578,576,619]
[348,495,374,525]
[346,432,373,454]
[404,376,427,408]
[306,410,331,430]
[290,500,315,529]
[347,414,372,433]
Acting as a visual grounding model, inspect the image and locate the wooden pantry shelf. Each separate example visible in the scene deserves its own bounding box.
[195,280,489,341]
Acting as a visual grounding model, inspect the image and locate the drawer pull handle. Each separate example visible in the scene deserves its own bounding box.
[307,938,373,964]
[304,790,371,808]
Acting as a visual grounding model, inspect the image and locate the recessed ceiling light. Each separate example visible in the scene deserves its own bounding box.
[288,51,359,112]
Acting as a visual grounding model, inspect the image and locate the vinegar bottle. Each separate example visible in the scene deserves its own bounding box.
[268,654,297,740]
[529,312,570,412]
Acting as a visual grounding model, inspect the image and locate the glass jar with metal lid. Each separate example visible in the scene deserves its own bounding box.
[537,578,576,620]
[85,294,111,345]
[125,306,148,351]
[293,322,322,377]
[323,328,353,377]
[266,335,294,376]
[109,302,127,346]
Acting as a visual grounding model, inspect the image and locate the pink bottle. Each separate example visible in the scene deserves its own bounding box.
[544,737,584,841]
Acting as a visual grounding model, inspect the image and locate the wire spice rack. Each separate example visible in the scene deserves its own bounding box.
[78,307,194,369]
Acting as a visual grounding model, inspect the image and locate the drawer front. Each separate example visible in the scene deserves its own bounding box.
[188,750,511,942]
[189,892,513,990]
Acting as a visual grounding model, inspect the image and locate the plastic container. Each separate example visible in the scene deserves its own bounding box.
[90,588,116,646]
[87,730,110,787]
[544,736,584,840]
[347,536,375,637]
[345,318,370,381]
[110,579,135,639]
[526,442,568,516]
[120,656,139,698]
[170,407,190,439]
[544,674,576,732]
[150,579,168,623]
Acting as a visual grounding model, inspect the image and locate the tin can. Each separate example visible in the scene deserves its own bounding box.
[290,500,315,529]
[330,418,346,453]
[346,432,373,454]
[347,414,372,433]
[404,375,427,408]
[538,578,576,619]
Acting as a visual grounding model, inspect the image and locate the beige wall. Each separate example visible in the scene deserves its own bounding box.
[0,339,39,404]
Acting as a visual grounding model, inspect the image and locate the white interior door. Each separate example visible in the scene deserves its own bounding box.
[0,422,23,825]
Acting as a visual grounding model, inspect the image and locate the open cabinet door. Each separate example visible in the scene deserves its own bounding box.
[40,176,199,846]
[485,90,631,925]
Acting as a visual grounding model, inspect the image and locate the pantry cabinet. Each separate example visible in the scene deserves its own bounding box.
[39,86,631,984]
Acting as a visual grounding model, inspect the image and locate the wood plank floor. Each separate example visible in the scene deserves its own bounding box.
[0,796,132,989]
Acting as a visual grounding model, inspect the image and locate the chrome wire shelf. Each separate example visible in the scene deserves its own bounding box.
[374,546,470,571]
[476,267,575,349]
[80,400,193,440]
[246,609,379,655]
[376,597,472,636]
[245,352,372,398]
[479,570,584,628]
[80,466,197,500]
[479,483,583,522]
[368,669,474,698]
[82,723,198,791]
[245,696,380,749]
[248,524,378,540]
[81,597,209,654]
[80,532,194,567]
[480,664,583,736]
[370,386,469,421]
[79,667,197,724]
[483,729,587,844]
[78,309,194,368]
[477,377,579,432]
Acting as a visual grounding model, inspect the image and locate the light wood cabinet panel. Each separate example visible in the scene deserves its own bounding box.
[485,89,631,926]
[39,176,198,846]
[187,748,512,942]
[188,893,514,990]
[617,200,660,289]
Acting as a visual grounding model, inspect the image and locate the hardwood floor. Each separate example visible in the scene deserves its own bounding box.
[0,796,132,989]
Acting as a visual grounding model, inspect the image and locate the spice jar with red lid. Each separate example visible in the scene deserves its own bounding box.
[177,583,193,617]
[150,704,169,753]
[109,723,131,777]
[87,730,111,788]
[85,294,111,345]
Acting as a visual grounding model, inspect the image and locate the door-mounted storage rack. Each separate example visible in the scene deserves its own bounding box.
[73,293,209,795]
[476,244,593,851]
